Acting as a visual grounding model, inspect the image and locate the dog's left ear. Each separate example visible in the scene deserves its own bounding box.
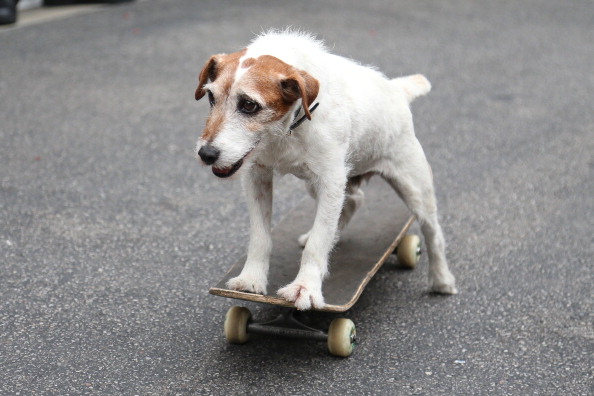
[280,71,319,120]
[195,55,221,101]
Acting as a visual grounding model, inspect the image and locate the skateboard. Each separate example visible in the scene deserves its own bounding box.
[209,178,422,357]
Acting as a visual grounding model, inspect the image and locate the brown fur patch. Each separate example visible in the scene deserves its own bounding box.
[239,55,319,121]
[201,107,225,142]
[195,49,247,100]
[241,58,256,68]
[197,52,319,141]
[197,49,246,142]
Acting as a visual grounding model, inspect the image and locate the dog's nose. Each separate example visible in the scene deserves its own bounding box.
[198,144,220,165]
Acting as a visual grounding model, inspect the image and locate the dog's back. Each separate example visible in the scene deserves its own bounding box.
[250,30,430,101]
[241,31,434,177]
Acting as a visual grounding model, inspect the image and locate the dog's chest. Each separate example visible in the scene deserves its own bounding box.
[275,161,313,180]
[257,138,314,180]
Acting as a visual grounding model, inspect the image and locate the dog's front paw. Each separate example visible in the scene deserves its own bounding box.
[277,281,325,310]
[227,273,268,295]
[429,268,458,295]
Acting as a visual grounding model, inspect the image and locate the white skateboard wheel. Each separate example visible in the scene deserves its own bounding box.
[327,318,356,357]
[224,306,251,344]
[397,234,421,269]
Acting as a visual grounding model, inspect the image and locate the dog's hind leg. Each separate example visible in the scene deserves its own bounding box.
[338,176,366,231]
[297,181,317,247]
[380,141,458,295]
[298,176,365,247]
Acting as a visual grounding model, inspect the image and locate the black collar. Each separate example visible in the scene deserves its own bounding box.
[289,102,320,134]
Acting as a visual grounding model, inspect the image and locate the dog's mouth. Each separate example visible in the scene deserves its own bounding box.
[211,141,259,178]
[212,158,244,178]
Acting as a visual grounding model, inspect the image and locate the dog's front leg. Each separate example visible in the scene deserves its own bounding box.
[226,164,273,295]
[278,169,347,310]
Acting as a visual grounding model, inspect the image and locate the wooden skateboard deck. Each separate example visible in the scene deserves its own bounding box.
[209,178,415,313]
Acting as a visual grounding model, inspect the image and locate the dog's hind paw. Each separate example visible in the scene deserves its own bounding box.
[227,274,267,295]
[431,282,458,295]
[429,269,458,295]
[277,281,325,310]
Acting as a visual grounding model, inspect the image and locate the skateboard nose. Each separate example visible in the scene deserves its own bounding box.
[198,144,220,165]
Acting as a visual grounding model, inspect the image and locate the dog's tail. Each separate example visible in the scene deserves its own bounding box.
[391,74,431,103]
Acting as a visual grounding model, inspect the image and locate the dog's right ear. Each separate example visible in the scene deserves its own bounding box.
[195,55,221,101]
[280,70,320,120]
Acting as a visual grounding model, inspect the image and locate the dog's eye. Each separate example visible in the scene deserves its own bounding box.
[238,98,260,115]
[208,91,216,107]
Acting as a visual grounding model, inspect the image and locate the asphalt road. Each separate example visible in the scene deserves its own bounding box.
[1,0,593,395]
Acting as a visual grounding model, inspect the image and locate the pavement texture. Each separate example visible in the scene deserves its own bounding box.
[1,0,593,395]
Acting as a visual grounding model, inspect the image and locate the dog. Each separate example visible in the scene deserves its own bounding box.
[194,30,457,310]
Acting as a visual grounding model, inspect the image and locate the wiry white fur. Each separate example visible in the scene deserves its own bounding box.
[197,30,457,310]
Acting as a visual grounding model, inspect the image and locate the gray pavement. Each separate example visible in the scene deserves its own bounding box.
[1,0,593,395]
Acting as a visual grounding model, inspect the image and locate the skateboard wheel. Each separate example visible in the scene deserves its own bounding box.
[327,318,356,357]
[397,234,421,269]
[224,306,251,344]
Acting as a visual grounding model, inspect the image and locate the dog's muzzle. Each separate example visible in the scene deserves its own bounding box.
[197,143,245,179]
[198,140,260,179]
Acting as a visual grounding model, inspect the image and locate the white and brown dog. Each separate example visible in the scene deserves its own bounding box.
[195,30,457,310]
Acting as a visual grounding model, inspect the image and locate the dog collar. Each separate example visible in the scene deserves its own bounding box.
[289,102,320,134]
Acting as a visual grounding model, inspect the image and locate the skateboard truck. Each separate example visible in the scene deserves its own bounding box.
[248,310,329,341]
[224,306,357,357]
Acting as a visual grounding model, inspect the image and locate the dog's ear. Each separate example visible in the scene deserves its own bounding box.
[195,55,221,101]
[280,71,319,120]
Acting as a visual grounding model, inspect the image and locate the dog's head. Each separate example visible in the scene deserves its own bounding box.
[194,50,319,178]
